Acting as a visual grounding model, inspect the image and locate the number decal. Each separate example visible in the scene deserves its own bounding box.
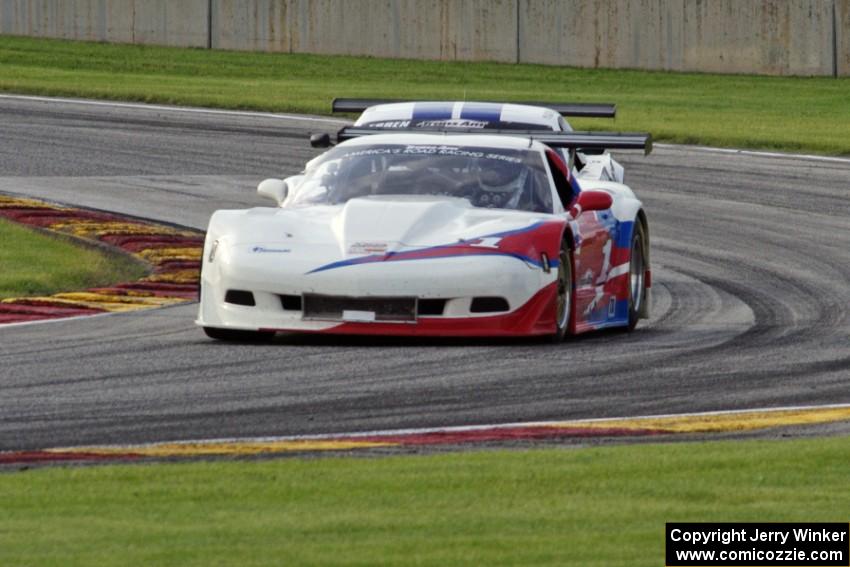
[597,239,612,284]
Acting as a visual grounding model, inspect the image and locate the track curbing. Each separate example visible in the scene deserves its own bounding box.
[0,194,203,324]
[3,404,850,465]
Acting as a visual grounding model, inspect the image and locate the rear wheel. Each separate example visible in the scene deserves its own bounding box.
[203,326,275,343]
[627,222,647,331]
[550,243,573,342]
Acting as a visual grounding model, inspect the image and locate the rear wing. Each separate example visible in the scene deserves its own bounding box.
[332,98,617,118]
[325,126,652,156]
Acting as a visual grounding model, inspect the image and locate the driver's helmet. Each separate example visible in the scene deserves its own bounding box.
[479,159,523,190]
[473,158,528,208]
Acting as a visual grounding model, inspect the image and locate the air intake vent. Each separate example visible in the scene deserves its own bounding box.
[470,297,509,313]
[417,299,446,316]
[280,294,303,311]
[225,289,255,306]
[303,294,416,322]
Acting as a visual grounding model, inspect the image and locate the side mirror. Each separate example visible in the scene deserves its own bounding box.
[257,178,288,206]
[310,133,332,148]
[570,190,613,217]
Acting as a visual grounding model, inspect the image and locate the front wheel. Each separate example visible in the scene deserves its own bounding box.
[627,222,647,331]
[550,243,574,342]
[203,326,275,343]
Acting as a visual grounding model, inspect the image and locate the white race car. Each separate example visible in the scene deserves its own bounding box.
[197,100,652,341]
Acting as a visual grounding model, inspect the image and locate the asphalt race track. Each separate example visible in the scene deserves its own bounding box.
[1,96,849,452]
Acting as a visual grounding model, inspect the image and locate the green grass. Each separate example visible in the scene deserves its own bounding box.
[1,35,850,154]
[0,218,146,298]
[1,437,848,566]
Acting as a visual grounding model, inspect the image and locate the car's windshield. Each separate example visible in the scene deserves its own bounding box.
[289,143,554,213]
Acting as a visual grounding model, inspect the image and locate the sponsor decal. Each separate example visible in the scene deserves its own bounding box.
[364,120,411,129]
[403,145,485,157]
[348,241,389,254]
[340,145,524,163]
[252,246,291,253]
[401,145,522,163]
[414,119,488,129]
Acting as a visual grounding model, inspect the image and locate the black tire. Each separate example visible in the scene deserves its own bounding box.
[627,222,647,331]
[203,326,275,343]
[550,242,574,342]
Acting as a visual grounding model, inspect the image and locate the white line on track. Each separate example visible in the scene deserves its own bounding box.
[2,93,849,164]
[655,143,850,165]
[0,301,192,329]
[57,402,850,450]
[0,310,120,329]
[0,93,350,125]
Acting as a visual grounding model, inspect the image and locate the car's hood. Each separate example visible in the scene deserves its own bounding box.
[225,195,553,257]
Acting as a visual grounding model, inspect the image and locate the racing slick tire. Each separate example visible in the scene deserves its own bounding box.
[627,221,648,331]
[203,326,275,343]
[550,242,574,342]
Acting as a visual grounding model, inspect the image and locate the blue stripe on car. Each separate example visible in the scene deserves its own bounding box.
[614,220,634,248]
[306,222,558,274]
[307,250,556,274]
[411,102,455,120]
[459,103,503,123]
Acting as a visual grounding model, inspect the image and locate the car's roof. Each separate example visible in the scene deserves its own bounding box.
[354,101,564,131]
[336,132,549,152]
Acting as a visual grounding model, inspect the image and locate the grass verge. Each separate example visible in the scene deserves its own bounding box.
[0,218,146,298]
[1,35,850,154]
[1,436,848,566]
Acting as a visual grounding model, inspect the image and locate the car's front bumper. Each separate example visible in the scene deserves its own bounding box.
[196,253,558,337]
